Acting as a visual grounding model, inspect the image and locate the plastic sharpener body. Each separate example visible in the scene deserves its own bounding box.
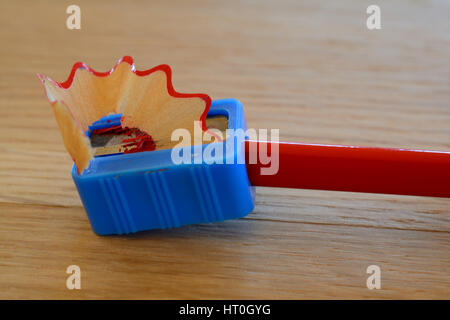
[72,99,255,235]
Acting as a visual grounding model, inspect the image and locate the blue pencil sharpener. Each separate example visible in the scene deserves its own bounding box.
[72,99,255,235]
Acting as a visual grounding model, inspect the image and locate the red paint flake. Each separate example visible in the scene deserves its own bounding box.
[92,125,156,154]
[121,127,156,154]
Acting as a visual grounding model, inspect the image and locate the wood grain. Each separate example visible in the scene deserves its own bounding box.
[0,0,449,299]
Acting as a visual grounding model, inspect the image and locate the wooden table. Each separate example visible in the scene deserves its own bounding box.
[0,0,449,299]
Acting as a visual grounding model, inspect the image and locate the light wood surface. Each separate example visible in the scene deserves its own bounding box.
[0,0,449,299]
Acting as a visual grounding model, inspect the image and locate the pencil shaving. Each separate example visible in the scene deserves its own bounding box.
[38,56,211,173]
